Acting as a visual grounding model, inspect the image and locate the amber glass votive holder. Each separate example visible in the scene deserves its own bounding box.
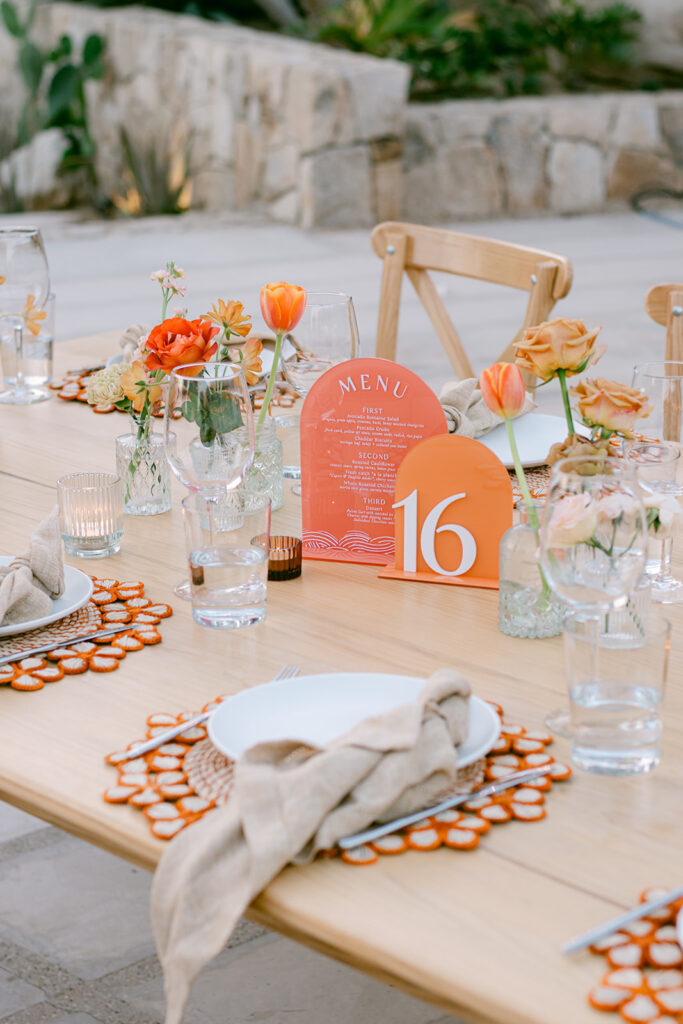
[268,536,302,581]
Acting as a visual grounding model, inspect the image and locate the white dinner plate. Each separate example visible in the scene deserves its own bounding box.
[0,558,94,637]
[477,412,590,468]
[208,672,501,765]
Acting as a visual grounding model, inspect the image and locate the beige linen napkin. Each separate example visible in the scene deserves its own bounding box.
[151,668,470,1024]
[0,509,64,626]
[440,378,535,437]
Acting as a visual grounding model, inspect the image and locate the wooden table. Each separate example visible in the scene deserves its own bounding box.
[1,333,681,1024]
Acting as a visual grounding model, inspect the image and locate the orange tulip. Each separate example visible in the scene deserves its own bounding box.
[479,363,526,419]
[259,282,306,334]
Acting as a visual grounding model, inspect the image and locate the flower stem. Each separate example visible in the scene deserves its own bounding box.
[257,330,282,436]
[161,289,170,320]
[557,369,575,438]
[505,417,538,530]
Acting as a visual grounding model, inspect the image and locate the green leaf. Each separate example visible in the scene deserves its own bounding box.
[1,1,23,39]
[47,63,81,122]
[49,35,72,62]
[82,33,105,66]
[18,41,43,94]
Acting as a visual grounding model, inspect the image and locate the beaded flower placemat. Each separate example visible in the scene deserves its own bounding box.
[103,700,572,846]
[587,888,683,1023]
[0,576,172,691]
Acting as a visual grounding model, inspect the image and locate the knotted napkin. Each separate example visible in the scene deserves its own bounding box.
[440,378,535,437]
[151,668,471,1024]
[0,510,64,626]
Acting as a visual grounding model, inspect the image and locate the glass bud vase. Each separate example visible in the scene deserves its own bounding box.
[246,419,284,511]
[499,502,564,639]
[115,431,171,516]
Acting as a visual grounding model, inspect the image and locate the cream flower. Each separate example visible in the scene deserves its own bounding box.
[644,492,681,540]
[547,493,598,546]
[86,364,128,406]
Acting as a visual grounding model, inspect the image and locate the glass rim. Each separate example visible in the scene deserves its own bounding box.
[564,610,672,642]
[180,489,271,513]
[169,362,245,381]
[633,361,683,379]
[624,440,682,464]
[299,292,353,306]
[0,226,42,237]
[57,471,121,491]
[551,454,636,477]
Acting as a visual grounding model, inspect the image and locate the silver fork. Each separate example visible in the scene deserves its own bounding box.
[121,665,300,761]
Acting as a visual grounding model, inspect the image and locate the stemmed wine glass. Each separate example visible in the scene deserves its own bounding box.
[0,227,50,404]
[164,362,255,599]
[279,292,360,495]
[625,441,683,602]
[539,454,648,735]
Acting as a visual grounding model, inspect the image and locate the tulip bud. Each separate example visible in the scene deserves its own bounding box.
[479,362,526,419]
[259,282,307,334]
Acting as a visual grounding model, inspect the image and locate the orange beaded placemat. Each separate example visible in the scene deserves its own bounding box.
[586,888,683,1023]
[103,700,572,847]
[0,576,172,691]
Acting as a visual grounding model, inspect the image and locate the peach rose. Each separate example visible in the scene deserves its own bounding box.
[515,318,604,381]
[144,317,219,376]
[547,493,597,546]
[571,378,652,437]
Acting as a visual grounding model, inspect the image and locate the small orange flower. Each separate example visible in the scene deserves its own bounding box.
[229,336,263,386]
[259,282,306,334]
[23,294,47,336]
[205,299,252,338]
[0,275,5,285]
[479,363,527,419]
[121,361,162,413]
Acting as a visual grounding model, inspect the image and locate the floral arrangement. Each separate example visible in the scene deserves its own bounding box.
[514,318,652,461]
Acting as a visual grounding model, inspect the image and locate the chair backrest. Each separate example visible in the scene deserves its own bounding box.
[645,283,683,362]
[371,221,573,383]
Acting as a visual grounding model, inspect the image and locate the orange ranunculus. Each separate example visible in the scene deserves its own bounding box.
[205,299,252,338]
[514,318,604,381]
[120,361,162,413]
[229,336,263,386]
[479,362,527,419]
[144,317,219,376]
[259,282,306,334]
[571,377,653,437]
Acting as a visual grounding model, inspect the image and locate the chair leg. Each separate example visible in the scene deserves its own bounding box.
[375,232,407,362]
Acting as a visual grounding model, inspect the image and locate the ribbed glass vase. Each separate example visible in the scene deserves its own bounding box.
[498,502,564,639]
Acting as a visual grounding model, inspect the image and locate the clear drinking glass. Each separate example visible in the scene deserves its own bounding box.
[0,226,50,405]
[57,472,124,558]
[625,441,683,602]
[164,362,255,599]
[564,611,670,774]
[540,455,648,735]
[0,291,54,390]
[280,292,360,494]
[632,362,683,446]
[182,490,270,628]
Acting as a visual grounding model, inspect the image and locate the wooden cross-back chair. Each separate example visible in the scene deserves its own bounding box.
[645,283,683,440]
[371,222,573,384]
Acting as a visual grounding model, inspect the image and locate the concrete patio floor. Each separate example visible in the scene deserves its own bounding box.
[0,205,681,1023]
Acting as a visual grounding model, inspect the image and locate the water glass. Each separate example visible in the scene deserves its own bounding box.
[632,362,683,445]
[182,490,270,629]
[0,225,50,405]
[57,472,123,558]
[564,611,670,775]
[0,292,54,390]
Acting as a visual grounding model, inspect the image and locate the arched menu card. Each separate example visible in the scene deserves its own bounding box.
[300,357,448,564]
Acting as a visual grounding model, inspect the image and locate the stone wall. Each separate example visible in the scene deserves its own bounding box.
[403,92,683,224]
[1,3,682,226]
[0,3,409,227]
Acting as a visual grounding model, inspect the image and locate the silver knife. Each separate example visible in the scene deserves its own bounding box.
[338,765,553,849]
[0,624,132,665]
[123,712,210,760]
[562,885,683,954]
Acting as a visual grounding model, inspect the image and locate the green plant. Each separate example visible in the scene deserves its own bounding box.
[113,127,193,216]
[310,0,660,101]
[0,0,106,189]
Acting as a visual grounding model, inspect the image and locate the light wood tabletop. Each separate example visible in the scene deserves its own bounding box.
[1,333,681,1024]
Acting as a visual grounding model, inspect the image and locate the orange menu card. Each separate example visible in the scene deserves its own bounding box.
[300,358,448,564]
[379,434,514,588]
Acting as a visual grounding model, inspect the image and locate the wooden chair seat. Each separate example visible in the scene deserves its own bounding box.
[371,221,573,384]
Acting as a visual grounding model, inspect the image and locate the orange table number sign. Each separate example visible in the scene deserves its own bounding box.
[301,358,448,564]
[379,434,513,589]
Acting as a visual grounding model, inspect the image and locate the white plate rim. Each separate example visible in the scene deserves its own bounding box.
[208,673,501,766]
[0,559,94,637]
[478,412,590,468]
